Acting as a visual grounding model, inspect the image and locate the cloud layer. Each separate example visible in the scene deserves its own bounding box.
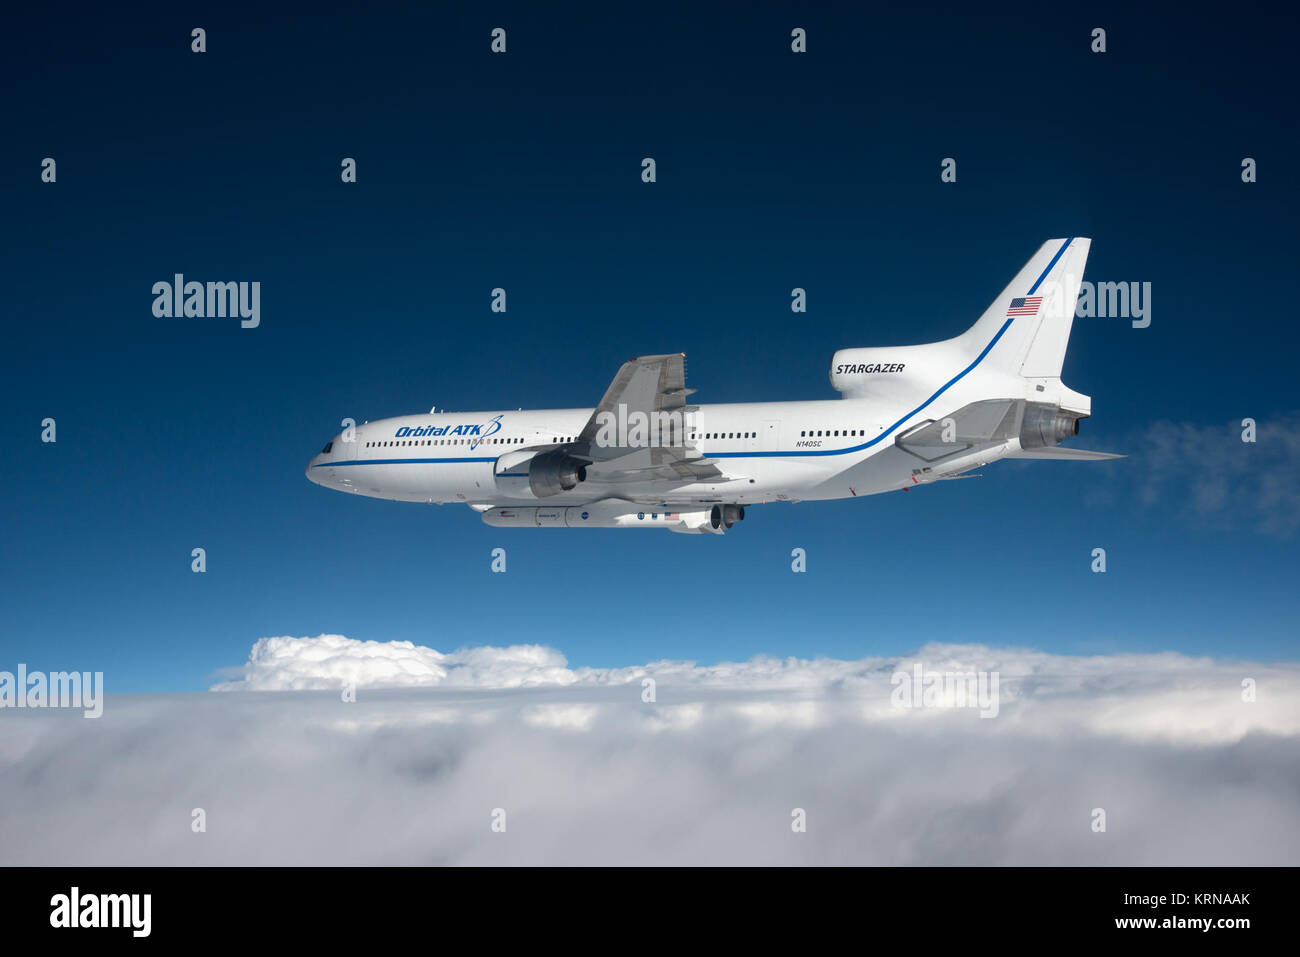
[3,636,1298,865]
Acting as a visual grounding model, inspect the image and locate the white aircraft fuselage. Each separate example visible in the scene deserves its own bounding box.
[307,239,1120,533]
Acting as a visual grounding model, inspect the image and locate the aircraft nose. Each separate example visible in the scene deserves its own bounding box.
[306,454,323,483]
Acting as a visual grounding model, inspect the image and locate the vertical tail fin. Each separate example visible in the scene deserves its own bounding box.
[959,238,1091,378]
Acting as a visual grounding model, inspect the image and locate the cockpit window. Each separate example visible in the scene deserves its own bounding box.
[321,441,333,454]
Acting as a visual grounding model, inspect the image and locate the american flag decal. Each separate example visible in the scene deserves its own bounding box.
[1006,296,1042,317]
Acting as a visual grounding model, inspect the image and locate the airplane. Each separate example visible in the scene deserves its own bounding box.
[306,238,1121,533]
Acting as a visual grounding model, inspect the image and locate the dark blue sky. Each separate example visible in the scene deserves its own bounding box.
[3,2,1297,691]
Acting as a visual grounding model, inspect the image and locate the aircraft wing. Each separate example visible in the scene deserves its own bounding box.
[572,354,725,481]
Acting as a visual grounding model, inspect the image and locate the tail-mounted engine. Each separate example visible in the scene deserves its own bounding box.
[1018,402,1081,449]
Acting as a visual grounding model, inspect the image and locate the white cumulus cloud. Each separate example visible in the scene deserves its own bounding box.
[211,634,579,691]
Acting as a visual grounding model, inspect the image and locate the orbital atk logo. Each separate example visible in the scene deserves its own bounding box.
[394,414,503,449]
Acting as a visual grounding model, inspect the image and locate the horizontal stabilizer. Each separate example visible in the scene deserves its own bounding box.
[1008,447,1124,461]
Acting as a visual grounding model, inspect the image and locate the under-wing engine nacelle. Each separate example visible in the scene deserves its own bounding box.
[1019,402,1082,450]
[527,451,589,498]
[710,504,745,530]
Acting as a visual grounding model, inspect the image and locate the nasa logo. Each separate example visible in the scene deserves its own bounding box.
[581,511,589,520]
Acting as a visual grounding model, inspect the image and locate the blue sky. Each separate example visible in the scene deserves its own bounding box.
[2,2,1296,691]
